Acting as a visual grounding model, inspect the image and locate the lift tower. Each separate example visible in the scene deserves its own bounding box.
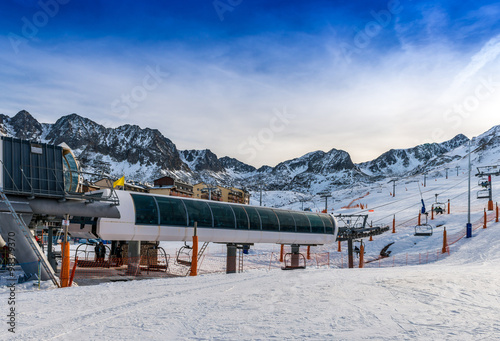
[476,166,500,211]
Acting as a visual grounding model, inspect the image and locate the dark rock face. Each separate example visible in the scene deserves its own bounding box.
[220,156,256,173]
[180,149,225,172]
[7,110,43,140]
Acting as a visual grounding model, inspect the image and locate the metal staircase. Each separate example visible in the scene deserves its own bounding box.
[184,241,209,276]
[0,189,60,287]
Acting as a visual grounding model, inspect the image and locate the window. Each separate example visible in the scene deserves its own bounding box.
[231,205,249,229]
[132,194,159,225]
[320,214,334,234]
[156,196,187,226]
[244,206,261,230]
[274,210,295,232]
[256,208,279,231]
[306,213,325,234]
[208,202,236,228]
[63,152,79,193]
[181,199,213,227]
[291,212,311,233]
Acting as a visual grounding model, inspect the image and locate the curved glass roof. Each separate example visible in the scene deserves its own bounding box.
[131,194,335,234]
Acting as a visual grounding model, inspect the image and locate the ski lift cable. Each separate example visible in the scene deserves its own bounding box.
[348,168,471,221]
[372,184,471,224]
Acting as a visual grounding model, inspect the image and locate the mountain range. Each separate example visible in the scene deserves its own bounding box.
[1,110,498,193]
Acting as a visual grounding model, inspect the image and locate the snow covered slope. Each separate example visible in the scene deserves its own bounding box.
[2,166,500,340]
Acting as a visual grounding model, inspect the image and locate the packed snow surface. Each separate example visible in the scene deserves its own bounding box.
[2,171,500,340]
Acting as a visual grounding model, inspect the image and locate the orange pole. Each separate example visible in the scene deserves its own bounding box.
[496,203,499,223]
[280,244,284,262]
[369,235,373,242]
[359,243,364,268]
[337,240,341,252]
[307,246,311,260]
[483,209,487,229]
[392,215,395,233]
[431,205,434,220]
[190,222,198,276]
[60,241,70,287]
[488,200,494,211]
[418,212,421,225]
[448,199,450,214]
[69,257,78,287]
[190,235,198,276]
[442,228,448,254]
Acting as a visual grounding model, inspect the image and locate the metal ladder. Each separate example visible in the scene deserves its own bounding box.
[185,242,209,276]
[0,189,60,287]
[198,242,209,259]
[238,248,244,273]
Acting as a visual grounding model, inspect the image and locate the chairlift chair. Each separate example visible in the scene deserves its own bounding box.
[414,223,433,236]
[281,252,306,270]
[433,203,446,215]
[477,189,490,199]
[146,246,169,272]
[478,179,490,188]
[176,242,192,266]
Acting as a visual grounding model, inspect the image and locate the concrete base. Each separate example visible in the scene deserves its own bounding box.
[226,244,237,274]
[127,241,141,275]
[291,245,300,268]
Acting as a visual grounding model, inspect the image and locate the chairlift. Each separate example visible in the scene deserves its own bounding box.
[478,178,490,188]
[146,246,169,272]
[176,242,192,266]
[281,252,306,270]
[414,223,433,236]
[353,240,366,258]
[433,203,446,215]
[477,189,490,199]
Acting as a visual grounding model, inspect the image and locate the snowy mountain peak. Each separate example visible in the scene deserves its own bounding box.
[1,110,498,194]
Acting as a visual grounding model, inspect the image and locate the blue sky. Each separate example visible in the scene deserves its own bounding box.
[1,0,500,167]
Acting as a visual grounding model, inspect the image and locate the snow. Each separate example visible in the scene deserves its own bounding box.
[2,155,500,339]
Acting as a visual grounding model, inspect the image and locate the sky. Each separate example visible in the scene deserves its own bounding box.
[0,0,500,167]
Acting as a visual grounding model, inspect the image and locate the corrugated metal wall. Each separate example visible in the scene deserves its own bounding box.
[1,137,65,198]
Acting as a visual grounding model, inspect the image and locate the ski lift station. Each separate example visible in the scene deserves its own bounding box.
[0,137,341,286]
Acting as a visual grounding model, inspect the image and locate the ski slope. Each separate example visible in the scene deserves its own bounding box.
[2,170,500,340]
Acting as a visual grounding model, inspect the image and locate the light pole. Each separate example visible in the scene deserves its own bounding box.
[319,193,332,213]
[466,137,474,238]
[259,184,263,206]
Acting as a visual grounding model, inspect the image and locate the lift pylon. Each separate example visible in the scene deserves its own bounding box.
[476,166,500,211]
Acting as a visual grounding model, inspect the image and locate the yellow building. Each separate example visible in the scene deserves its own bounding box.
[217,186,250,204]
[193,182,221,201]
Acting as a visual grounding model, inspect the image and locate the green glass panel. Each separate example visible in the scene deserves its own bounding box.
[131,194,158,225]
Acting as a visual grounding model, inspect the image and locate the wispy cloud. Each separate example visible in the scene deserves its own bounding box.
[0,0,499,167]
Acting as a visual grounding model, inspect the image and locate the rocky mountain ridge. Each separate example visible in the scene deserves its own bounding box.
[1,110,493,193]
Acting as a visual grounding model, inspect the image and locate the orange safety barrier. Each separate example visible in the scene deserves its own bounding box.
[341,192,370,209]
